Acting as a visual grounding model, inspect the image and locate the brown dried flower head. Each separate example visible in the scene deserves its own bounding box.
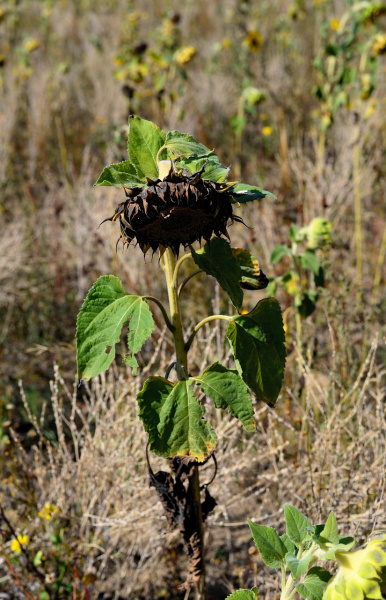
[102,161,243,256]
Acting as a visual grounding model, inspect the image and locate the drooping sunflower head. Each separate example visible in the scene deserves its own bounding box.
[103,161,243,256]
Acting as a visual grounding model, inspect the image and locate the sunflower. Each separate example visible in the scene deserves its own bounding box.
[102,161,243,256]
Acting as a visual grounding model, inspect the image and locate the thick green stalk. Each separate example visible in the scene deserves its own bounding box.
[162,248,188,380]
[162,247,206,600]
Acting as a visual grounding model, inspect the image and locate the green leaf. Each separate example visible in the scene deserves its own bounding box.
[225,590,259,600]
[191,238,243,309]
[319,512,339,545]
[175,154,230,182]
[137,377,216,462]
[194,362,255,430]
[284,504,313,545]
[295,567,332,600]
[280,534,296,555]
[270,244,292,264]
[231,183,276,204]
[232,248,268,290]
[163,130,212,159]
[226,298,286,405]
[299,250,320,276]
[123,296,154,375]
[285,552,312,578]
[94,160,146,188]
[76,276,154,381]
[127,115,166,181]
[248,520,286,568]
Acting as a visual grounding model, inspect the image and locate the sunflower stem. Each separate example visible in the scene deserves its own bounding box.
[162,247,207,600]
[162,248,188,380]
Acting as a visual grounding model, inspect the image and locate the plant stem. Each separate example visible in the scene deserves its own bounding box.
[162,248,206,599]
[162,248,188,380]
[353,119,363,303]
[185,314,233,352]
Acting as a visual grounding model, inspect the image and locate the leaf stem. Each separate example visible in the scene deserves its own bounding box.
[178,269,203,296]
[185,314,233,352]
[172,252,193,288]
[142,296,175,332]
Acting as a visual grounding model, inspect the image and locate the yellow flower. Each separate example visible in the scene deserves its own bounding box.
[372,33,386,56]
[175,45,196,65]
[24,38,40,53]
[10,534,29,554]
[244,31,263,52]
[323,534,386,600]
[222,37,231,49]
[330,19,340,31]
[262,126,273,136]
[38,503,59,520]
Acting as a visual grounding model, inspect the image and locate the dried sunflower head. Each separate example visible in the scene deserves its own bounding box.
[102,160,243,256]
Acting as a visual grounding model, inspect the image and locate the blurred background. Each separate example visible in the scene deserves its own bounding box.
[0,0,385,598]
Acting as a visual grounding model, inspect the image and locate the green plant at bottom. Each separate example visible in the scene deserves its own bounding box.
[226,504,386,600]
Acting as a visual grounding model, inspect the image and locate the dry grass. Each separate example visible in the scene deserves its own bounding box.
[0,0,385,598]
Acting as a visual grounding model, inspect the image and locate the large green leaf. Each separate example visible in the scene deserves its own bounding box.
[194,362,255,430]
[76,275,154,380]
[284,504,313,545]
[231,183,276,204]
[94,160,146,188]
[137,377,217,462]
[127,116,166,181]
[232,248,268,290]
[248,520,286,568]
[191,238,243,310]
[295,567,332,600]
[163,130,212,159]
[174,154,230,182]
[226,298,286,405]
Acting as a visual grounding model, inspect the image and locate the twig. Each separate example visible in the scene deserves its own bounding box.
[0,544,37,600]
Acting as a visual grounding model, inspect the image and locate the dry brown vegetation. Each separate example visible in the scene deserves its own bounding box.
[0,0,385,599]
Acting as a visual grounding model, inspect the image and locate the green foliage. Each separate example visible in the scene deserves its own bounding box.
[137,377,217,462]
[76,275,154,380]
[191,238,244,310]
[194,363,255,431]
[236,507,386,600]
[77,117,285,460]
[226,298,286,406]
[268,219,332,318]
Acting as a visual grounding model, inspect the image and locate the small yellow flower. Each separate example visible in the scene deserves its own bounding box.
[244,31,263,52]
[262,126,273,136]
[372,33,386,56]
[24,38,40,53]
[222,37,231,50]
[175,45,196,65]
[38,503,59,521]
[329,19,340,31]
[10,534,29,554]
